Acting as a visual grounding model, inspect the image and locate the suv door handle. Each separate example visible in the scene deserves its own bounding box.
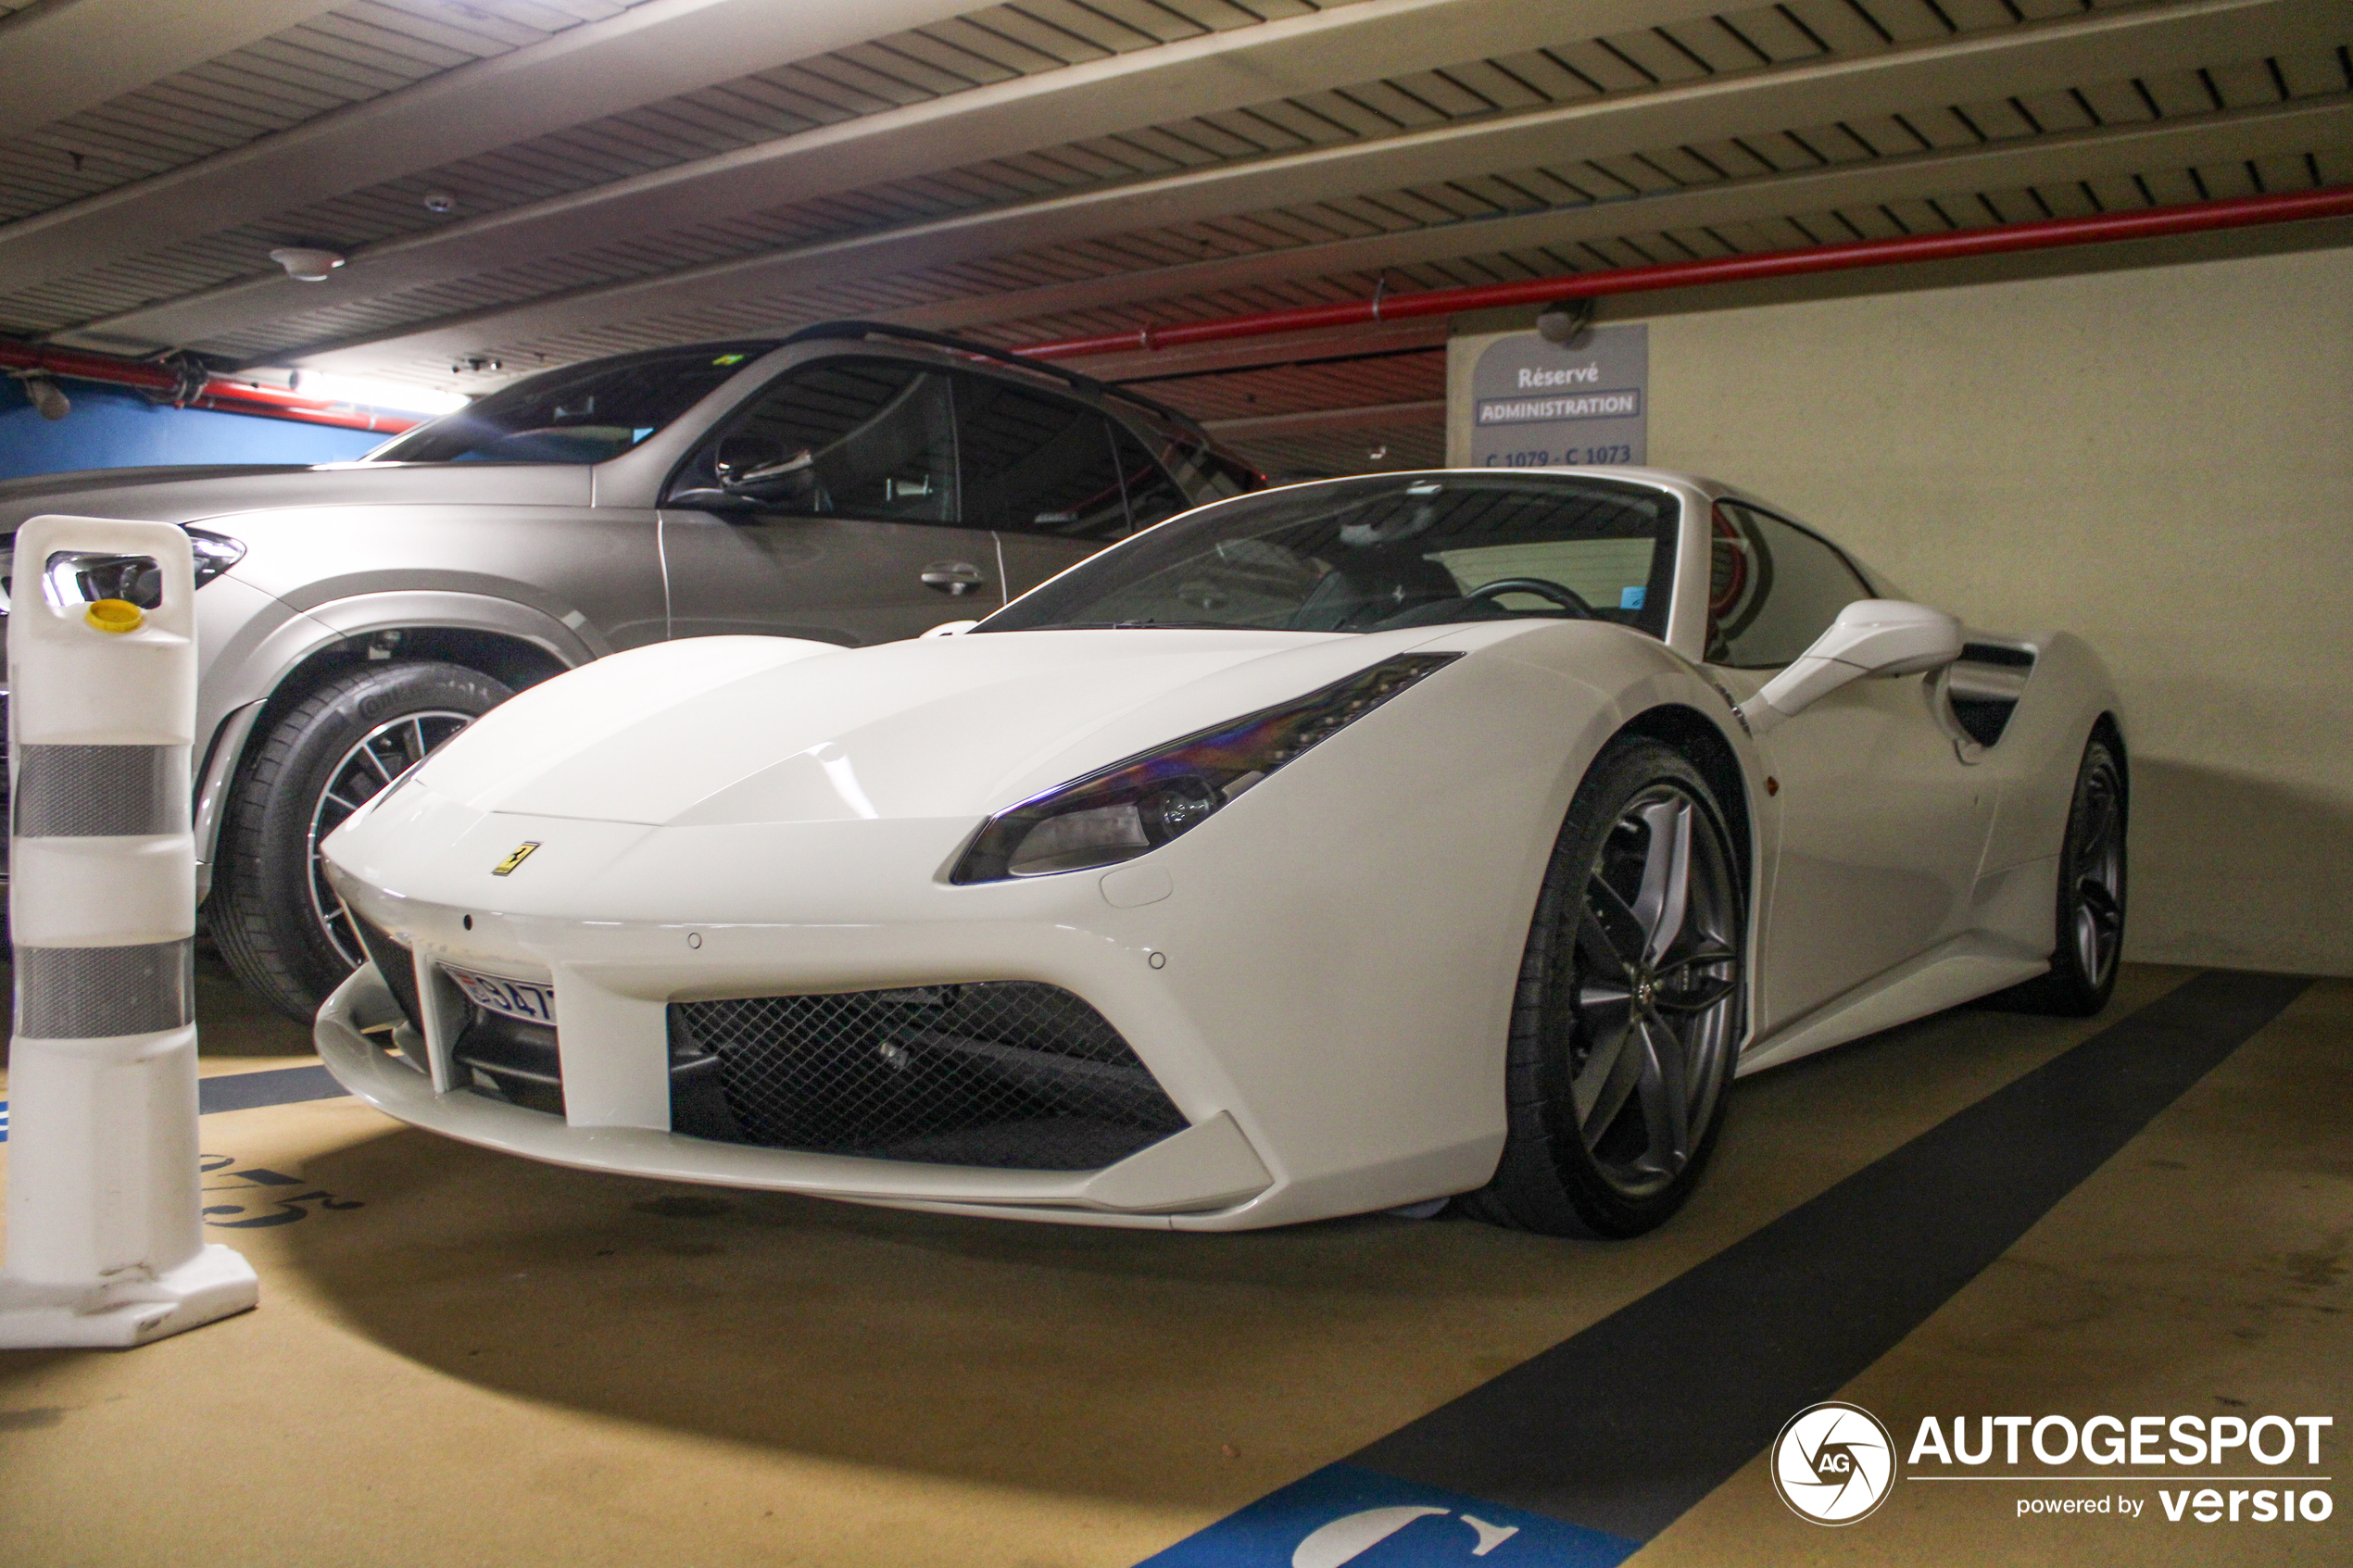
[922,561,988,596]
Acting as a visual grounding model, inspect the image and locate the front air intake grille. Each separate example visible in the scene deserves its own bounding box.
[352,914,422,1035]
[670,983,1186,1171]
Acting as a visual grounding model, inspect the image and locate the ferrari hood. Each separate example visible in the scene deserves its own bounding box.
[399,627,1453,830]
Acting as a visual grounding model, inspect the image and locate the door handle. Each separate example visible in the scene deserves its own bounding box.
[922,561,988,596]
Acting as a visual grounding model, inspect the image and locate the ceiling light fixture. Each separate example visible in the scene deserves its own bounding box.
[269,247,346,282]
[422,193,457,214]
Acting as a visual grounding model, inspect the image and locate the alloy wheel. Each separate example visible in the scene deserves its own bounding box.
[305,709,473,968]
[1567,784,1743,1198]
[2070,755,2127,990]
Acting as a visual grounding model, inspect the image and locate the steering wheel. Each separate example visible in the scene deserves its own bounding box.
[1465,576,1596,619]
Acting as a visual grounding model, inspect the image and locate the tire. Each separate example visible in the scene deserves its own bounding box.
[1982,733,2127,1018]
[1462,738,1746,1238]
[210,660,510,1022]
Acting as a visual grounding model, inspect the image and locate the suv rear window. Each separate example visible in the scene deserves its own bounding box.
[369,343,775,465]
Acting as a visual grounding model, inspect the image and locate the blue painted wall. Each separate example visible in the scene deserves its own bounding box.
[0,378,384,481]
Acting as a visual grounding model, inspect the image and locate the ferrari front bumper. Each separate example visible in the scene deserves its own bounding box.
[315,960,1278,1227]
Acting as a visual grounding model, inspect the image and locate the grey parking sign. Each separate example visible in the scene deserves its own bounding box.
[1469,324,1648,469]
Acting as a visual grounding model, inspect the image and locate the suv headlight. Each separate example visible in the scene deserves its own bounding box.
[950,653,1458,884]
[187,527,246,587]
[0,526,243,617]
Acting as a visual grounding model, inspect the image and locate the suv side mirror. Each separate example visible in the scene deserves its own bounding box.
[713,436,814,496]
[668,436,817,508]
[1739,599,1962,735]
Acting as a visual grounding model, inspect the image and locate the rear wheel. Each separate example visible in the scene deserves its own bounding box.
[211,660,509,1021]
[1983,733,2127,1017]
[1463,739,1746,1238]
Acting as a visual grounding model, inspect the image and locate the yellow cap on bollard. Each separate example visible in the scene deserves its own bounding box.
[85,597,145,633]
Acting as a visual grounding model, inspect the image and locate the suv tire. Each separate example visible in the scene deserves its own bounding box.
[211,660,510,1022]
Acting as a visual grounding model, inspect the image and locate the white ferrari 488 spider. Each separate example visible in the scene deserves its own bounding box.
[316,468,2126,1237]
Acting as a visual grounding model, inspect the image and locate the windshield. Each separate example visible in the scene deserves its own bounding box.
[366,343,775,464]
[978,471,1680,637]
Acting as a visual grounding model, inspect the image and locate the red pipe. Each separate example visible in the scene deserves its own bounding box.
[1,339,420,433]
[1014,183,2353,361]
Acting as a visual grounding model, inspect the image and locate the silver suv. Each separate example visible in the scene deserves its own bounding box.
[0,323,1253,1019]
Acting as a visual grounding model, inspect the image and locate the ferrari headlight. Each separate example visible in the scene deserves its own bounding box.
[951,653,1459,884]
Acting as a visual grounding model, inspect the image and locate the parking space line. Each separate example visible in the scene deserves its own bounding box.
[1139,970,2309,1564]
[196,1064,345,1114]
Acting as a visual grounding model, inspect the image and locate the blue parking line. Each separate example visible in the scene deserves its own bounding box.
[197,1064,344,1114]
[0,1066,346,1143]
[1132,970,2308,1565]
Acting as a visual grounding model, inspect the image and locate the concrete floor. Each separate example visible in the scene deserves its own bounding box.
[0,955,2345,1566]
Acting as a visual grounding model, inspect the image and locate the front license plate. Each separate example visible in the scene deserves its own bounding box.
[447,967,557,1025]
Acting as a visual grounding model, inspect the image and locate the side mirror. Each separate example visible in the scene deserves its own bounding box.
[669,438,816,508]
[1739,599,1962,735]
[714,438,814,496]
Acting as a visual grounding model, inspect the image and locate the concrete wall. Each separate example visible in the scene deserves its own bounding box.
[1450,242,2353,976]
[0,379,381,480]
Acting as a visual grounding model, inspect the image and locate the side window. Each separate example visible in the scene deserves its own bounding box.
[675,358,957,522]
[955,374,1128,539]
[1135,416,1252,505]
[1109,421,1191,531]
[1706,501,1873,668]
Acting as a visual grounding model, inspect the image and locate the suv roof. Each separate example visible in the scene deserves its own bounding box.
[778,320,1212,441]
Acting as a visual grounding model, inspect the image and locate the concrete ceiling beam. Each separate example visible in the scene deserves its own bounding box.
[0,0,340,143]
[256,0,2340,377]
[955,95,2353,352]
[41,0,1726,351]
[0,0,991,296]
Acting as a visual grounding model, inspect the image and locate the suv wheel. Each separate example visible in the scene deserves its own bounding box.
[211,660,510,1021]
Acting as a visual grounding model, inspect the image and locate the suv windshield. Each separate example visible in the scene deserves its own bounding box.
[978,471,1680,636]
[367,343,775,464]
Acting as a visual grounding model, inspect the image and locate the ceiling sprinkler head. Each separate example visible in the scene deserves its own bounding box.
[270,246,346,282]
[422,192,457,214]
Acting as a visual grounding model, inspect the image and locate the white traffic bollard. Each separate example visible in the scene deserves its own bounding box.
[0,515,257,1348]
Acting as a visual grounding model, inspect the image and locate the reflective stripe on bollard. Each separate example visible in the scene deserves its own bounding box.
[0,515,258,1348]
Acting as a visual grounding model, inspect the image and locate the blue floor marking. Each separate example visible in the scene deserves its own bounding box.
[1136,1463,1638,1568]
[1130,970,2309,1566]
[1,1066,346,1138]
[197,1063,345,1114]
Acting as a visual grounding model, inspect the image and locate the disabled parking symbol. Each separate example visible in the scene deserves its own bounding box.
[1135,1462,1638,1568]
[1293,1504,1519,1565]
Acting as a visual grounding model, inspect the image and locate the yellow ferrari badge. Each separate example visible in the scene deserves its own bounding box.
[492,841,541,876]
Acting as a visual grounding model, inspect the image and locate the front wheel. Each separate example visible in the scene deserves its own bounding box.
[210,660,510,1021]
[1462,738,1746,1238]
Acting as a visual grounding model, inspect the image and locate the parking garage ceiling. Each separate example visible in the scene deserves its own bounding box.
[2,0,2347,472]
